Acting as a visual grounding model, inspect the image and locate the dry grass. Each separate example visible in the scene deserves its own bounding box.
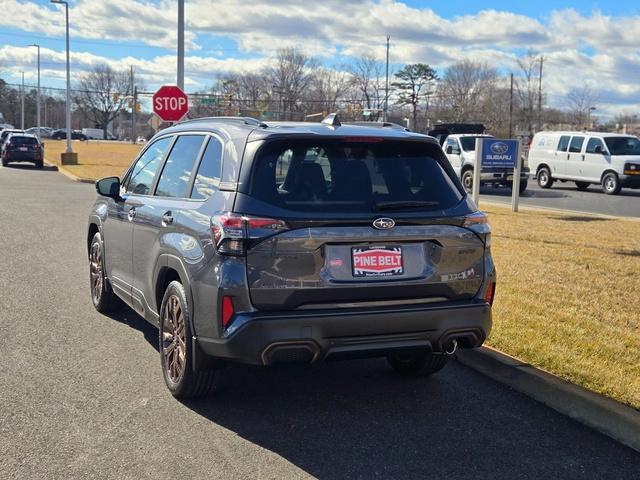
[43,139,640,408]
[482,203,640,409]
[44,139,142,180]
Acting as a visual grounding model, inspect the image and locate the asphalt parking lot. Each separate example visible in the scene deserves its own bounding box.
[1,165,639,479]
[480,179,640,217]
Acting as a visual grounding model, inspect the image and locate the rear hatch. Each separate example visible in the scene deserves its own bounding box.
[232,137,487,311]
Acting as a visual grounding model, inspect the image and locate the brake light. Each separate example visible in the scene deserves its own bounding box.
[221,296,235,328]
[463,211,491,247]
[484,282,496,306]
[211,213,288,256]
[341,136,384,143]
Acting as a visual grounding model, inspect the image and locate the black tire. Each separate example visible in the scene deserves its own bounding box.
[36,161,44,169]
[575,181,589,191]
[461,169,474,193]
[159,280,222,398]
[519,180,528,193]
[601,172,621,195]
[1,160,7,167]
[89,232,123,313]
[537,167,554,189]
[387,350,448,377]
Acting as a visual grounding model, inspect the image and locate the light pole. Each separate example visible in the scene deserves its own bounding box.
[177,0,184,90]
[29,44,41,142]
[588,107,596,130]
[51,0,73,157]
[20,71,25,130]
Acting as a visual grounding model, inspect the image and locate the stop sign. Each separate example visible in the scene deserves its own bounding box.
[153,85,189,122]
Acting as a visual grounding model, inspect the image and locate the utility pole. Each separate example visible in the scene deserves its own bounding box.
[20,72,25,130]
[30,44,41,142]
[509,73,514,138]
[384,35,390,122]
[538,55,543,132]
[51,0,73,159]
[130,66,135,143]
[177,0,184,90]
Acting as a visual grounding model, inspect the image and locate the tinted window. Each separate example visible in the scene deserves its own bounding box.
[250,140,463,213]
[9,136,38,146]
[585,138,605,154]
[604,136,640,155]
[191,137,223,200]
[460,137,482,151]
[126,136,172,195]
[557,136,570,152]
[569,136,584,153]
[156,135,205,198]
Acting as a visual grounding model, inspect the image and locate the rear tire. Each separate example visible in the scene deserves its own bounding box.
[387,351,448,377]
[537,167,554,188]
[36,161,44,169]
[575,181,589,191]
[601,172,621,195]
[159,280,223,399]
[89,232,123,313]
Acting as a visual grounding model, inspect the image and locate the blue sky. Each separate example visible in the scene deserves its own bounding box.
[1,0,640,117]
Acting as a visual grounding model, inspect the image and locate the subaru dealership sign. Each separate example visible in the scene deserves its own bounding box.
[481,139,518,169]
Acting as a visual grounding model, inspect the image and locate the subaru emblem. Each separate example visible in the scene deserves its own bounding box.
[490,142,509,155]
[373,217,395,230]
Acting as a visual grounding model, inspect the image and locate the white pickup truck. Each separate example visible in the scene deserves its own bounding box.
[442,134,529,192]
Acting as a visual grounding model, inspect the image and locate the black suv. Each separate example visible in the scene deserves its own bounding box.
[88,116,496,398]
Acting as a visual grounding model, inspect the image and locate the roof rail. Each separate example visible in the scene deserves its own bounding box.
[179,116,267,128]
[344,121,411,132]
[321,113,341,127]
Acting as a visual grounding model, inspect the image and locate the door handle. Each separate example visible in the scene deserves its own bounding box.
[162,211,174,225]
[581,154,585,161]
[127,207,136,221]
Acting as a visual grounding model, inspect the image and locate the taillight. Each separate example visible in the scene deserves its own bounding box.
[463,211,491,247]
[484,282,496,306]
[221,296,235,328]
[211,213,288,256]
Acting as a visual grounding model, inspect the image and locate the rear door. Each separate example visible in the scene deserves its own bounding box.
[553,135,571,177]
[240,138,485,311]
[131,134,206,316]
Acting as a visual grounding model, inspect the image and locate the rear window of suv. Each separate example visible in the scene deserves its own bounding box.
[250,139,463,213]
[8,136,38,146]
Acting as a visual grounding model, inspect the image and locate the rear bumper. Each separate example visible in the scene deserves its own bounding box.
[196,300,492,366]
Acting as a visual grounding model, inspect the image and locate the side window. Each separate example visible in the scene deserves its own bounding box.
[557,136,570,152]
[191,136,223,200]
[155,135,205,198]
[445,138,459,154]
[126,136,172,195]
[569,136,585,153]
[585,138,604,154]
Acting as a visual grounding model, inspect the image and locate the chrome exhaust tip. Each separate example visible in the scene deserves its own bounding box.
[444,339,458,355]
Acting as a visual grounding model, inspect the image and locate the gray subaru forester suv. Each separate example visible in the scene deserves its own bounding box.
[87,116,495,399]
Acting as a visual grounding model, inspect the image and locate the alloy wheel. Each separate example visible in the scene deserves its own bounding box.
[161,295,186,384]
[89,242,103,304]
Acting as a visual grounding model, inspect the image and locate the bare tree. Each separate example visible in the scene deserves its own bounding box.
[438,60,499,123]
[75,65,131,139]
[348,55,384,119]
[515,51,543,136]
[306,67,352,118]
[268,48,318,120]
[566,84,600,129]
[392,64,438,131]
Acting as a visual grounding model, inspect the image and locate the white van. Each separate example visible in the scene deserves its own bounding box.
[82,128,116,140]
[528,132,640,195]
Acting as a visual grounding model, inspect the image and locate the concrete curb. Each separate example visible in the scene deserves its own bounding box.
[44,159,94,184]
[456,346,640,452]
[479,199,640,222]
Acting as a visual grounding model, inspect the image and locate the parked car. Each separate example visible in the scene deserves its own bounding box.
[51,129,88,141]
[87,115,496,398]
[443,134,529,192]
[82,128,117,140]
[528,132,640,195]
[0,129,24,149]
[24,127,54,139]
[1,133,43,168]
[135,136,147,144]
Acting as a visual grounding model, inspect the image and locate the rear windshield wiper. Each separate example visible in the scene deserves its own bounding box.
[373,201,441,212]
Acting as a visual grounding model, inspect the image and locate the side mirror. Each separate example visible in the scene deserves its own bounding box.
[96,176,121,199]
[446,146,460,155]
[594,145,603,154]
